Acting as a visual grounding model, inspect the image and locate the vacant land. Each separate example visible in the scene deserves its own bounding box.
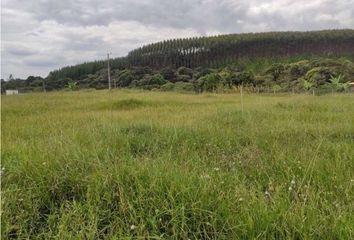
[1,90,353,239]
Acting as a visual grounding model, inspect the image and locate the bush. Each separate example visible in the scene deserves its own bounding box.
[234,70,255,86]
[177,67,193,77]
[176,74,191,82]
[160,82,174,91]
[195,73,221,92]
[160,67,176,81]
[150,74,166,85]
[174,82,194,92]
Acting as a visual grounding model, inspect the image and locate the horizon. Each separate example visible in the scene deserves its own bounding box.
[2,0,354,79]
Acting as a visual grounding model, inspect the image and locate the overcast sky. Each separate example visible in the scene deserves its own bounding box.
[1,0,354,79]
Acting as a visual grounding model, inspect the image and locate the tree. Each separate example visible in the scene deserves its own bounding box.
[266,64,285,82]
[8,74,14,81]
[117,70,134,87]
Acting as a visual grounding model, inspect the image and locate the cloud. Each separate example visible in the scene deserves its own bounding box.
[1,0,353,79]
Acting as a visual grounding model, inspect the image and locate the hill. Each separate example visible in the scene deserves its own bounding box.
[2,29,354,93]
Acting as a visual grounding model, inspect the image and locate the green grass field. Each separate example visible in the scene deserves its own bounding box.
[1,90,354,239]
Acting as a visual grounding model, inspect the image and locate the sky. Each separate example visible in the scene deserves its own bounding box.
[1,0,354,79]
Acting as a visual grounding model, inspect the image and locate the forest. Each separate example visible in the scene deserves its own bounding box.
[2,29,354,93]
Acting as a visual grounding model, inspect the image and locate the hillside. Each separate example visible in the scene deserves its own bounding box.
[2,29,354,93]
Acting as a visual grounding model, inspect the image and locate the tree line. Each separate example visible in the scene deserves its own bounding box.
[127,29,354,69]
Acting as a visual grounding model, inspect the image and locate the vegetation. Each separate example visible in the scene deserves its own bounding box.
[66,80,78,91]
[2,30,354,94]
[127,29,354,69]
[2,57,354,94]
[2,91,353,239]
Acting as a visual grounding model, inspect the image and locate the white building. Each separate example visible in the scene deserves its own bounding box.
[5,90,19,95]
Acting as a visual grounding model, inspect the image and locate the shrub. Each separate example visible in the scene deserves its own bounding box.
[160,67,176,81]
[150,74,167,85]
[234,71,255,86]
[303,80,314,91]
[174,82,194,92]
[195,73,221,92]
[160,82,175,91]
[177,67,194,77]
[176,74,191,82]
[67,80,78,91]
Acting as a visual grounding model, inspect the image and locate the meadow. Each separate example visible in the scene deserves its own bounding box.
[1,90,353,239]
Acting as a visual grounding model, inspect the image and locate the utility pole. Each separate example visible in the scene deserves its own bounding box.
[42,79,46,92]
[107,53,111,90]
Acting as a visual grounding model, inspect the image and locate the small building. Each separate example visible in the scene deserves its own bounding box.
[5,90,19,95]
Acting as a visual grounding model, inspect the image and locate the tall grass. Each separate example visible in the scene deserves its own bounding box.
[1,90,353,239]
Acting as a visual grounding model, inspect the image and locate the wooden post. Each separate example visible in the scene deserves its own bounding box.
[241,84,244,117]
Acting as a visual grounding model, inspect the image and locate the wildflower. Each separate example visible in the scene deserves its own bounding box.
[290,179,296,186]
[213,167,220,172]
[130,225,136,230]
[288,187,293,191]
[265,190,270,196]
[201,173,210,179]
[238,197,244,202]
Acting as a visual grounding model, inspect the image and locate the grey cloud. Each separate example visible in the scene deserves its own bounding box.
[1,0,353,79]
[6,47,36,56]
[23,58,64,68]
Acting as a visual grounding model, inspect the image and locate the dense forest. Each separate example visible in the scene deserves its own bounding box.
[2,29,354,93]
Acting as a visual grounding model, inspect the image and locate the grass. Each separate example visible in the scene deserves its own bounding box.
[1,90,354,239]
